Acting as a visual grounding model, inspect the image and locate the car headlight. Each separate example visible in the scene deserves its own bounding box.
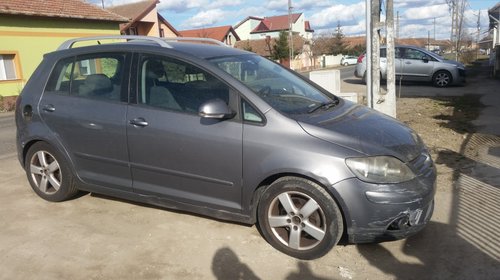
[345,156,416,184]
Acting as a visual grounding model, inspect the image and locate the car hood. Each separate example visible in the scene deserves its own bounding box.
[442,59,465,69]
[296,100,424,162]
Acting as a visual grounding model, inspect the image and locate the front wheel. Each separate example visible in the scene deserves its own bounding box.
[25,142,78,202]
[432,70,452,87]
[257,177,343,259]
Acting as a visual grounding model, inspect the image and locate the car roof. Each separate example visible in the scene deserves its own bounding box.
[48,38,251,60]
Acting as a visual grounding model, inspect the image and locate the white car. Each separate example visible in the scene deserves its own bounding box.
[340,55,358,66]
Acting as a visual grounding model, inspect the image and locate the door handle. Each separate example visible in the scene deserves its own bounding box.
[129,118,149,127]
[42,104,55,112]
[405,61,412,65]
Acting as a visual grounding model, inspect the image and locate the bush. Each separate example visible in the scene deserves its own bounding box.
[459,50,476,65]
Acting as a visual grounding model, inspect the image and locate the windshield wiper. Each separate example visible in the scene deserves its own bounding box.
[308,99,339,114]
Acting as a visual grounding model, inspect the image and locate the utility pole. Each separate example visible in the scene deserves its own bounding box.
[365,0,372,108]
[288,0,293,68]
[396,11,399,43]
[369,0,381,111]
[380,0,396,117]
[477,10,481,59]
[433,17,436,41]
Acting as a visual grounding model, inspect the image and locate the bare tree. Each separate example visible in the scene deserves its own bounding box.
[447,0,469,60]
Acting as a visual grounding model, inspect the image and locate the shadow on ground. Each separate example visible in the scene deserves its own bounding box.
[212,247,334,280]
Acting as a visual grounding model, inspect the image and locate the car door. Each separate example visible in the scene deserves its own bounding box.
[401,47,435,81]
[380,47,403,79]
[40,52,132,191]
[126,54,243,212]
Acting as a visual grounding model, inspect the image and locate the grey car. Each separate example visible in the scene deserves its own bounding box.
[16,36,436,260]
[354,45,466,87]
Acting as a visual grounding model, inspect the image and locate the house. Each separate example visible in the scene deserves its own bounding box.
[488,2,500,77]
[234,13,314,41]
[178,26,240,47]
[0,0,126,100]
[489,2,500,48]
[107,0,180,38]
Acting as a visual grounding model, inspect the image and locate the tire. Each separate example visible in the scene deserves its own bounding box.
[343,62,349,66]
[257,177,343,260]
[432,70,452,87]
[25,142,78,202]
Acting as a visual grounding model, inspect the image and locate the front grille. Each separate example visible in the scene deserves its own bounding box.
[410,153,434,177]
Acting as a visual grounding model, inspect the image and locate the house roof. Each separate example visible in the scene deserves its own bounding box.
[108,0,159,32]
[304,21,313,32]
[108,0,157,21]
[489,3,500,29]
[179,26,240,42]
[0,0,127,22]
[234,16,264,29]
[158,13,180,37]
[251,13,302,33]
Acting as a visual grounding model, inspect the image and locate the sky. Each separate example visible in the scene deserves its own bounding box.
[89,0,499,40]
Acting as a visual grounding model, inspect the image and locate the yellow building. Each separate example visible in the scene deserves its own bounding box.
[0,0,127,100]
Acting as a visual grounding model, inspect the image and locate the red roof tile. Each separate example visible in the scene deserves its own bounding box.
[108,0,157,21]
[251,13,302,33]
[0,0,127,22]
[179,26,240,42]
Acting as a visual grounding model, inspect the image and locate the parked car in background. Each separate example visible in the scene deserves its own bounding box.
[340,55,358,66]
[16,36,436,260]
[354,45,466,87]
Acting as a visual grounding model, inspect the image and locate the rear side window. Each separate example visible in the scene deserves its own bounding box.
[45,54,126,101]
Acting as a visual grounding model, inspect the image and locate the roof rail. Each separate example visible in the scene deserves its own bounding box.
[163,37,229,47]
[57,35,173,50]
[57,35,230,51]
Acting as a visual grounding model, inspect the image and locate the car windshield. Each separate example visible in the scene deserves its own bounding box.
[209,54,337,115]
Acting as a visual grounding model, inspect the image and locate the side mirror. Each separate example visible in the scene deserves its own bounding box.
[198,99,235,119]
[422,56,429,63]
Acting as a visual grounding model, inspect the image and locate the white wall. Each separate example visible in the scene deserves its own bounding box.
[318,54,343,67]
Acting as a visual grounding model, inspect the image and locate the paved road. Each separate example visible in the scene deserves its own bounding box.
[0,112,15,158]
[339,65,356,80]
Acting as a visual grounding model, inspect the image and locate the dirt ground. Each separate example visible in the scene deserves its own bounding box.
[0,64,499,279]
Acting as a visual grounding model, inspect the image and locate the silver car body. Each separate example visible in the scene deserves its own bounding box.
[354,45,466,86]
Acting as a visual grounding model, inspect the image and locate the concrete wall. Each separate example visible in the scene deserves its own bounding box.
[318,54,344,68]
[0,15,121,97]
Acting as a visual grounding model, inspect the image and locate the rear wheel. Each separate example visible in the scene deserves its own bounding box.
[432,70,452,87]
[257,177,343,259]
[25,142,78,202]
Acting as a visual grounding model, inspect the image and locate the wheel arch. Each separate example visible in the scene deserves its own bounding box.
[432,69,453,86]
[248,172,348,237]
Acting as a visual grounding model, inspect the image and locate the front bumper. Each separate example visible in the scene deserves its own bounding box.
[330,158,436,243]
